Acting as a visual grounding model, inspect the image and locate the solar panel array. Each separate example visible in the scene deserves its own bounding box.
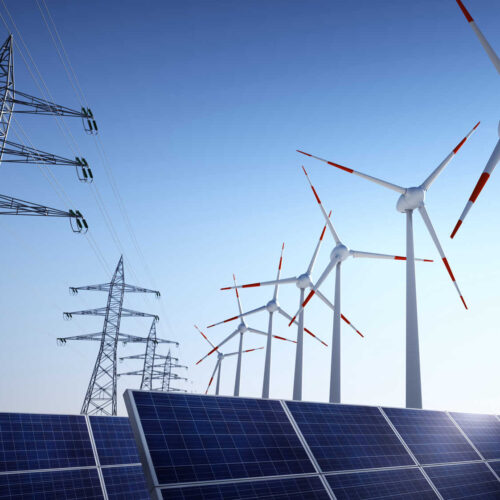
[125,390,500,500]
[0,412,148,499]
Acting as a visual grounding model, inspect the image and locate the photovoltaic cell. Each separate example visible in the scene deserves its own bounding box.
[425,462,500,499]
[128,391,315,485]
[161,476,330,499]
[383,407,480,465]
[90,416,141,465]
[0,413,95,472]
[450,412,500,460]
[326,468,437,499]
[0,468,103,499]
[102,465,149,499]
[285,401,414,472]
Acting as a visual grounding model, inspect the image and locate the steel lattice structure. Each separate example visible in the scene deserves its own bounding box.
[152,350,188,392]
[59,256,161,416]
[119,318,178,390]
[0,34,92,231]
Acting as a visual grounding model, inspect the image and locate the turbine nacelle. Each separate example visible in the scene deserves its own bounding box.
[396,187,425,213]
[237,323,247,333]
[330,244,350,263]
[296,273,312,289]
[265,300,279,313]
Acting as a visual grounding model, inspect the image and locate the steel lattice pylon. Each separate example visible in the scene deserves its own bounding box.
[152,350,188,392]
[61,256,161,415]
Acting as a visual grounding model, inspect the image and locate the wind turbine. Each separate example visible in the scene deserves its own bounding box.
[217,243,328,400]
[220,230,363,401]
[297,120,478,408]
[450,0,500,238]
[196,275,295,397]
[194,325,263,395]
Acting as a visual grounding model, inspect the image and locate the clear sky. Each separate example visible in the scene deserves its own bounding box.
[0,0,499,416]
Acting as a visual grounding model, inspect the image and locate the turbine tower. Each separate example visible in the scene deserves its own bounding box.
[450,0,500,238]
[197,275,295,397]
[119,318,178,390]
[0,34,92,231]
[297,121,477,408]
[195,325,263,395]
[60,256,160,416]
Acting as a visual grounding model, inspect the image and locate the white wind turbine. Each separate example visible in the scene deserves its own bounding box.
[221,228,364,402]
[217,243,329,400]
[194,325,263,395]
[297,121,478,408]
[196,275,296,397]
[450,0,500,238]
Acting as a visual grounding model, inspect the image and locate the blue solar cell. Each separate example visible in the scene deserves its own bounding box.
[383,408,480,465]
[425,462,500,499]
[450,412,500,460]
[128,391,315,485]
[487,460,500,477]
[102,465,149,499]
[285,401,414,472]
[0,468,103,499]
[161,476,330,499]
[89,416,140,465]
[326,468,437,499]
[0,413,95,472]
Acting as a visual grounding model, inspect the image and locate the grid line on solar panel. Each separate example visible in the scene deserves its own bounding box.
[326,467,438,499]
[0,413,95,472]
[160,475,330,499]
[425,462,500,499]
[382,407,480,465]
[89,416,141,465]
[449,412,500,461]
[487,460,500,479]
[129,391,315,485]
[0,467,103,499]
[101,465,149,500]
[285,401,414,472]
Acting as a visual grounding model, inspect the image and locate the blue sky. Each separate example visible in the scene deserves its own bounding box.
[0,0,499,416]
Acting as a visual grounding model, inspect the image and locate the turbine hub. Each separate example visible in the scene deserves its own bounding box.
[296,273,311,289]
[396,187,425,213]
[330,244,349,262]
[217,351,224,359]
[237,323,247,333]
[266,300,279,313]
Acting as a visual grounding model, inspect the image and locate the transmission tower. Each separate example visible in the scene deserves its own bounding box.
[59,256,161,416]
[153,350,188,392]
[119,318,178,390]
[0,34,93,231]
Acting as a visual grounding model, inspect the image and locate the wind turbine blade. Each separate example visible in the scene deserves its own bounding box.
[274,242,285,300]
[207,305,267,328]
[302,166,341,244]
[298,150,405,194]
[314,290,365,338]
[307,211,332,274]
[194,324,216,349]
[277,307,328,346]
[418,205,467,309]
[350,250,433,263]
[451,135,500,238]
[420,122,480,191]
[232,274,244,315]
[196,329,239,364]
[288,259,337,326]
[205,360,220,394]
[247,327,296,343]
[221,277,297,290]
[224,347,263,357]
[456,0,500,75]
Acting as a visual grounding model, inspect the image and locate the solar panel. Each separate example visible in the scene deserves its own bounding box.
[125,391,315,486]
[285,401,414,472]
[326,468,437,499]
[0,468,103,500]
[450,412,500,460]
[0,412,95,472]
[161,476,330,499]
[102,465,149,499]
[487,460,500,477]
[90,416,141,465]
[383,407,480,465]
[425,462,500,499]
